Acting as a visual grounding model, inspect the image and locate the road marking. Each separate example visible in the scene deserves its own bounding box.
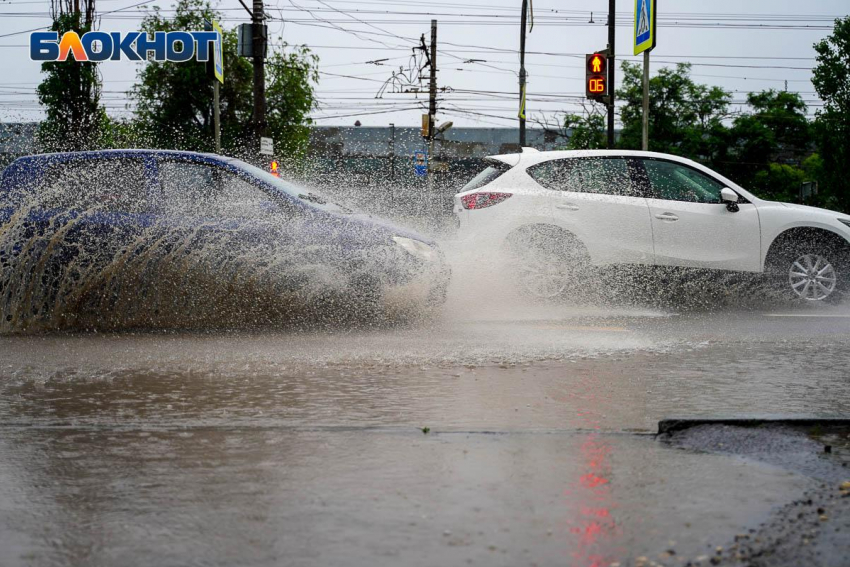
[529,324,630,332]
[765,313,850,318]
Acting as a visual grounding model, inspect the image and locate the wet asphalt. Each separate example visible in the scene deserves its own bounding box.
[1,296,850,566]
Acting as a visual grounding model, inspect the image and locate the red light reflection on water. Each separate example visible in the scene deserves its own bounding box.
[562,379,620,567]
[568,433,618,567]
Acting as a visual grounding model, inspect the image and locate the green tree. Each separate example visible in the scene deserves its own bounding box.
[728,90,812,199]
[812,16,850,212]
[37,0,110,152]
[131,0,318,158]
[265,45,320,156]
[751,163,807,203]
[563,112,606,150]
[616,62,732,166]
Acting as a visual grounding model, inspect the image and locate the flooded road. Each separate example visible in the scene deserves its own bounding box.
[2,299,850,566]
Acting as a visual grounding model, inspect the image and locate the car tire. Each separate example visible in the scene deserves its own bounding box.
[504,228,590,301]
[766,237,850,304]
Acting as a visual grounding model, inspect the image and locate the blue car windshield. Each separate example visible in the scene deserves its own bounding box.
[229,159,352,214]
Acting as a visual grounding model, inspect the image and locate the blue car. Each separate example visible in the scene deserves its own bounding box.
[0,149,449,330]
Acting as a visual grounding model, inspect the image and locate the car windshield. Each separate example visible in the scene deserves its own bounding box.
[228,159,353,214]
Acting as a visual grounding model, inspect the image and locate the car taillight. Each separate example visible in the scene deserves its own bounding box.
[460,192,512,210]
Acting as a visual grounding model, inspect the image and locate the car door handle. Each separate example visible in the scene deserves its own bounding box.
[654,213,679,221]
[556,203,580,211]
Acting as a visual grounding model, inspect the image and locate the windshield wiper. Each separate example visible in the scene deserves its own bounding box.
[298,192,353,213]
[298,192,328,205]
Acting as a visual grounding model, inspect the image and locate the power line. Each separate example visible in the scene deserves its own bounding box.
[0,0,158,38]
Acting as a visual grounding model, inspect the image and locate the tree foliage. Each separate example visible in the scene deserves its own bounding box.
[812,16,850,212]
[614,61,836,207]
[617,62,732,164]
[563,112,606,150]
[131,0,318,159]
[37,1,110,152]
[728,90,811,201]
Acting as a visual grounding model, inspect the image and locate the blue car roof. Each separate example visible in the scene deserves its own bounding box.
[13,149,222,163]
[2,149,438,245]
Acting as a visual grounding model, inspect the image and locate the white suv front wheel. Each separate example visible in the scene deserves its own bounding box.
[767,237,849,303]
[788,253,838,301]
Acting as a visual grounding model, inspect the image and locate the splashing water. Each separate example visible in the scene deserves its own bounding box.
[0,158,439,334]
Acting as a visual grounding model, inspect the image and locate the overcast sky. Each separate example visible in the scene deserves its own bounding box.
[0,0,847,128]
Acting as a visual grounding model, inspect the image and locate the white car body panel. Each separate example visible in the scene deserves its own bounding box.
[455,149,850,275]
[552,191,654,265]
[454,161,553,247]
[756,202,850,268]
[646,199,761,271]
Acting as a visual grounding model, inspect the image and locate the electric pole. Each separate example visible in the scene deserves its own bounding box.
[607,0,616,149]
[251,0,267,152]
[519,0,528,147]
[389,123,396,181]
[427,19,437,193]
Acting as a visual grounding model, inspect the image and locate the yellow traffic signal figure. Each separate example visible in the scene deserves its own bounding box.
[585,52,608,100]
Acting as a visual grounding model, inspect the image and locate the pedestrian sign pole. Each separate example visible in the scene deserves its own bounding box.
[206,20,225,153]
[634,0,657,151]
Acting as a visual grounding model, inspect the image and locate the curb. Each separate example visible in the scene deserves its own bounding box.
[657,417,850,435]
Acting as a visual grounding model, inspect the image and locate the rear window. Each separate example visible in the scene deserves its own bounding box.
[527,157,637,197]
[461,161,511,192]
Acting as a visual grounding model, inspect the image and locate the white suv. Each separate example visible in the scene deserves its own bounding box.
[454,149,850,302]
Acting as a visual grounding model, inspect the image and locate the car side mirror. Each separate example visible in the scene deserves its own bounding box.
[720,187,739,212]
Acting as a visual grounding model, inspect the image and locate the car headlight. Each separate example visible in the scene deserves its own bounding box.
[838,218,850,230]
[392,236,438,263]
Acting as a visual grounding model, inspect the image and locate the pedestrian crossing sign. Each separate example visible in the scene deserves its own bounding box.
[634,0,657,55]
[212,20,224,83]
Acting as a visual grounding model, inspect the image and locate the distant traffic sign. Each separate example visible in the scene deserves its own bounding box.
[260,137,273,155]
[633,0,657,55]
[413,150,427,177]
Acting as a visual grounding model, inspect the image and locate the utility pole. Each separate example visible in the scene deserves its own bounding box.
[205,19,223,153]
[635,0,656,151]
[607,0,616,149]
[251,0,266,153]
[214,80,221,153]
[427,19,437,193]
[389,123,396,181]
[519,0,528,147]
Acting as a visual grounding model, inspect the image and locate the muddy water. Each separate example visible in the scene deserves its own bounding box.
[0,426,813,567]
[2,304,849,566]
[3,201,850,566]
[2,304,850,431]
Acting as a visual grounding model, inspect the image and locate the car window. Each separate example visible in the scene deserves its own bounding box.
[461,161,511,192]
[37,157,149,213]
[158,160,277,218]
[526,157,637,197]
[640,159,724,204]
[230,159,351,214]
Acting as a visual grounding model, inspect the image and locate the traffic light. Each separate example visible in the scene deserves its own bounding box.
[585,51,609,100]
[270,160,280,177]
